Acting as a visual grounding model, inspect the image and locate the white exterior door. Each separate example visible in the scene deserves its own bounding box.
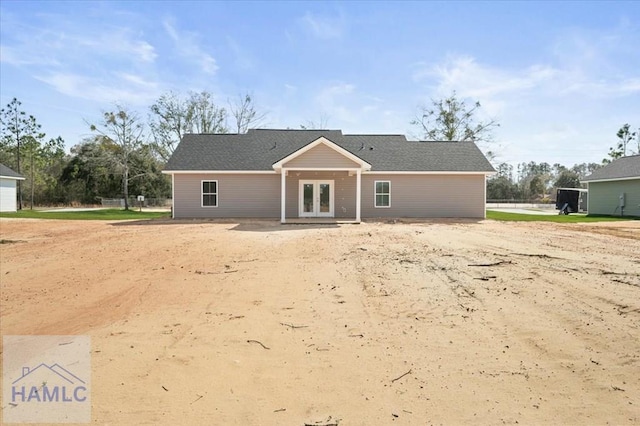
[299,180,334,217]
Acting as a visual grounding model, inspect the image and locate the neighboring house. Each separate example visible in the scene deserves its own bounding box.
[582,155,640,217]
[163,129,495,222]
[0,163,24,213]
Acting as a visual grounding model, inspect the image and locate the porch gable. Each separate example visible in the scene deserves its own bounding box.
[272,137,371,171]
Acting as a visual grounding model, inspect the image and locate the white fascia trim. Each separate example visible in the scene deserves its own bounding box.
[282,167,362,172]
[0,175,26,180]
[163,170,276,175]
[365,171,496,175]
[583,176,640,183]
[272,136,372,170]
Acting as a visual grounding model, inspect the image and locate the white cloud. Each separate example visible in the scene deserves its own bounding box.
[410,50,640,166]
[317,82,355,102]
[1,17,156,67]
[547,23,640,99]
[0,45,32,66]
[163,19,218,74]
[315,82,357,123]
[619,78,640,93]
[67,29,157,63]
[299,11,346,40]
[117,72,159,90]
[36,72,159,106]
[226,36,253,70]
[559,76,640,98]
[304,82,406,134]
[1,8,160,107]
[416,55,557,110]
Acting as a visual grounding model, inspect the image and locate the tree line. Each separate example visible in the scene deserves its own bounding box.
[0,92,265,209]
[486,161,601,201]
[1,91,636,209]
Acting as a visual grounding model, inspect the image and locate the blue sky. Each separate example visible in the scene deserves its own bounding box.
[1,1,639,169]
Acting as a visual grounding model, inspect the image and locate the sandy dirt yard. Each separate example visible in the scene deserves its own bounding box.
[1,217,639,425]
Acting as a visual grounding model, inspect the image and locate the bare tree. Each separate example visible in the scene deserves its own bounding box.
[228,93,267,134]
[90,106,145,210]
[187,91,227,134]
[149,91,230,160]
[149,92,190,161]
[299,113,330,130]
[411,91,499,145]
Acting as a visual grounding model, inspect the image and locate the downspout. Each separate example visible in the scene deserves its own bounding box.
[280,169,286,224]
[171,173,175,219]
[484,174,488,219]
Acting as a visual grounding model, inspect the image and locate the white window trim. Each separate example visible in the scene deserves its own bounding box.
[374,180,391,208]
[201,179,218,208]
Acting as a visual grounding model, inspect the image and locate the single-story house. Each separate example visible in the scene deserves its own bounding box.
[163,129,495,222]
[582,155,640,217]
[0,163,25,213]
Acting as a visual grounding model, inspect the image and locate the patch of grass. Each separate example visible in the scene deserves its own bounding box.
[486,210,637,222]
[0,209,170,221]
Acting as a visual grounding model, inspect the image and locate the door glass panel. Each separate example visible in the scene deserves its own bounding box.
[303,183,314,213]
[319,183,330,213]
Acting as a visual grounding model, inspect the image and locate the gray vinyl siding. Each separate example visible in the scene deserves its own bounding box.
[284,171,356,218]
[283,144,360,169]
[172,172,488,219]
[587,179,640,217]
[361,174,486,218]
[173,173,280,218]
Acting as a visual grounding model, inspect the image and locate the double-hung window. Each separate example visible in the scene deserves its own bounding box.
[374,181,390,208]
[202,180,218,207]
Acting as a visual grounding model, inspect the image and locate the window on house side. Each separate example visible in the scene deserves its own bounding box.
[202,180,218,207]
[375,181,390,208]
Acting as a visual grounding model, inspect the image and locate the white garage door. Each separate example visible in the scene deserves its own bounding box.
[0,178,18,212]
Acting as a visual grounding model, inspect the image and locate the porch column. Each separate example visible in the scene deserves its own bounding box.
[356,169,362,223]
[280,169,286,223]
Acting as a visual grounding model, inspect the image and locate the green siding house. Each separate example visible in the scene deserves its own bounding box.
[583,155,640,217]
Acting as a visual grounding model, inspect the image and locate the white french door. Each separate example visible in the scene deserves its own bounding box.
[299,180,334,217]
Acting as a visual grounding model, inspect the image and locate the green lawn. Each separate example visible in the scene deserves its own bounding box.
[1,208,634,223]
[486,210,636,222]
[0,209,170,220]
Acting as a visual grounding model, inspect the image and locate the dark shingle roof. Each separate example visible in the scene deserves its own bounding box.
[583,155,640,181]
[165,129,495,172]
[0,163,24,179]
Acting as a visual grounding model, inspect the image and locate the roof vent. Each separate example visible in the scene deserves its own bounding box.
[369,146,375,150]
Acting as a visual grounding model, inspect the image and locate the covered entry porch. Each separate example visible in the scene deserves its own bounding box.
[279,169,362,223]
[272,136,372,224]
